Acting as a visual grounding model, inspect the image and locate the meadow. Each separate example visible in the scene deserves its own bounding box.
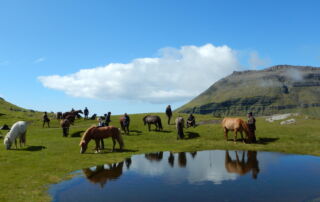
[0,111,319,201]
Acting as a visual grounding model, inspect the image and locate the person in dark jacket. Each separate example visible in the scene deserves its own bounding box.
[247,112,257,143]
[84,107,89,119]
[165,105,173,125]
[105,112,111,126]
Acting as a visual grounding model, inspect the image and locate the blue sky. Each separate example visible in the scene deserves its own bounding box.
[1,0,320,115]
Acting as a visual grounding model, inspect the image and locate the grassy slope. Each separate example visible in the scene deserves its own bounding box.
[0,109,319,201]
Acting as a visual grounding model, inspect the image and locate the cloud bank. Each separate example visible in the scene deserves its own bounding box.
[38,44,240,103]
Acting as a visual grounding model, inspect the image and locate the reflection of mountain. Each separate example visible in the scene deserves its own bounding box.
[82,162,125,188]
[225,151,260,179]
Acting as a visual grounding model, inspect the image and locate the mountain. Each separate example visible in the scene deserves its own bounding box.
[177,65,320,117]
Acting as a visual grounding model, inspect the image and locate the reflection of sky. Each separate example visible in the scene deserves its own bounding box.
[129,151,238,185]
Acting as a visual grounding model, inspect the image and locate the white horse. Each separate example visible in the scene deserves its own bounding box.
[4,121,28,150]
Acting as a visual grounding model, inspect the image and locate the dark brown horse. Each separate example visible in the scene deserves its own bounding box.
[56,112,63,119]
[143,115,163,131]
[79,126,124,153]
[62,110,83,119]
[119,115,130,135]
[175,117,185,139]
[82,162,124,188]
[60,119,71,137]
[225,150,260,179]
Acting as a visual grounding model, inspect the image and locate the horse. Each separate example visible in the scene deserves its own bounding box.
[225,150,260,179]
[175,117,185,139]
[4,121,27,150]
[79,126,124,154]
[60,119,71,137]
[62,110,83,119]
[221,117,253,143]
[119,116,130,135]
[143,115,163,131]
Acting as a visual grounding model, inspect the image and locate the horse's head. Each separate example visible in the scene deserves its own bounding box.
[4,136,11,150]
[80,140,87,154]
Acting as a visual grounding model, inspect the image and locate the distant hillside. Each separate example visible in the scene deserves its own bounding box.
[177,65,320,117]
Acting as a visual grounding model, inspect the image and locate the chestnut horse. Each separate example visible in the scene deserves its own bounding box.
[79,126,124,153]
[60,119,71,137]
[221,118,253,143]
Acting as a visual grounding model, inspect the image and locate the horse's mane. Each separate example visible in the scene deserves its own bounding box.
[239,119,250,133]
[80,125,96,145]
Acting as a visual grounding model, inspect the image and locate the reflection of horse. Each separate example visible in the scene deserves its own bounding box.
[79,126,124,153]
[225,151,260,179]
[60,119,71,137]
[143,115,163,131]
[168,152,175,167]
[178,152,187,168]
[4,121,27,150]
[119,116,130,135]
[175,117,185,139]
[83,162,124,188]
[145,152,163,162]
[222,118,253,143]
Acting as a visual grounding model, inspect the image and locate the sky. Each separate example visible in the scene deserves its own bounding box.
[1,0,320,115]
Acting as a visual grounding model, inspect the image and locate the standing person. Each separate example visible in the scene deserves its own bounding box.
[43,112,50,128]
[105,112,111,126]
[84,107,89,119]
[165,105,173,125]
[247,112,257,143]
[122,113,130,134]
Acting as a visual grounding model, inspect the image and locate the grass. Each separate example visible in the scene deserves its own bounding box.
[0,112,320,201]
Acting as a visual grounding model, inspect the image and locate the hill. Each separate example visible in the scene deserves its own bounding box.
[177,65,320,116]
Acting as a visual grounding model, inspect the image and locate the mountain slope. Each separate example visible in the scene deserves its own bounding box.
[177,65,320,116]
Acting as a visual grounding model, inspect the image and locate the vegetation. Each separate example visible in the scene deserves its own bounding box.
[0,99,320,201]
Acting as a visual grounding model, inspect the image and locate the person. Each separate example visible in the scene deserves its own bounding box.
[84,107,89,119]
[124,113,130,126]
[105,112,111,126]
[97,117,105,127]
[186,113,196,128]
[247,112,257,143]
[165,105,173,125]
[43,112,50,128]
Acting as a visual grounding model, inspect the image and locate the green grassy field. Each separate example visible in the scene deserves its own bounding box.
[0,111,319,201]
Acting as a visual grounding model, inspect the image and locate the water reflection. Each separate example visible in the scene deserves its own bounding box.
[225,151,260,179]
[51,150,320,202]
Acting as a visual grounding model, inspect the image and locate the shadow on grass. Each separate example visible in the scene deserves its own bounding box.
[71,130,84,138]
[125,130,142,136]
[257,137,279,145]
[159,130,171,133]
[12,146,46,151]
[185,132,200,139]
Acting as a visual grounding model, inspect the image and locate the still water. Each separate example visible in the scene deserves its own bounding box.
[50,150,320,202]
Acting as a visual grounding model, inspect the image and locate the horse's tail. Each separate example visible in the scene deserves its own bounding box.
[158,118,163,130]
[117,128,124,149]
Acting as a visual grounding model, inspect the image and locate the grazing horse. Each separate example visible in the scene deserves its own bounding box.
[62,110,83,119]
[175,117,185,139]
[225,150,260,179]
[60,119,71,137]
[143,115,163,131]
[79,126,124,154]
[4,121,27,150]
[119,116,130,135]
[82,162,124,188]
[221,118,253,143]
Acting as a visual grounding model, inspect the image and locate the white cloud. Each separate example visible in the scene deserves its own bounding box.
[34,57,46,63]
[248,51,270,69]
[38,44,240,103]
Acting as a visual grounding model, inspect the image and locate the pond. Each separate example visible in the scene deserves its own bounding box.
[50,150,320,202]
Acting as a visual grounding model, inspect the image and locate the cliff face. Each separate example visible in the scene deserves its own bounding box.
[177,65,320,116]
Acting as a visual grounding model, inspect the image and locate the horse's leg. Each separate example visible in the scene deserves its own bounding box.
[148,123,151,131]
[15,139,17,149]
[224,128,228,141]
[100,139,104,149]
[112,137,116,152]
[240,131,245,143]
[94,139,100,153]
[234,130,238,143]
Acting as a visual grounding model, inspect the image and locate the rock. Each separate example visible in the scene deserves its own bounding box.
[280,119,296,125]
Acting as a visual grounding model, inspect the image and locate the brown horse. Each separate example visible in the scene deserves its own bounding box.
[60,119,71,137]
[119,116,130,135]
[79,126,124,154]
[225,150,260,179]
[221,117,253,143]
